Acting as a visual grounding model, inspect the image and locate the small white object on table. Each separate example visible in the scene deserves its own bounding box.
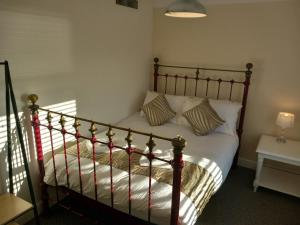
[253,135,300,197]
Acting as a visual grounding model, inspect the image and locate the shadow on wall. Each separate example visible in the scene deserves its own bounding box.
[0,111,32,198]
[0,100,77,200]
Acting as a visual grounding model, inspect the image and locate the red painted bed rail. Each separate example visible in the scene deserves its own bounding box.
[90,123,98,201]
[46,112,59,202]
[106,126,115,208]
[29,98,49,210]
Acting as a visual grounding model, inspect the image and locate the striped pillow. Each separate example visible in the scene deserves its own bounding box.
[183,98,224,136]
[142,94,176,126]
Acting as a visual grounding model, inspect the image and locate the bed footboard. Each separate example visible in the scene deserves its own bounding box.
[27,94,186,225]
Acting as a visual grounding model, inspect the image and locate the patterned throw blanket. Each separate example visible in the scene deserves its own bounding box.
[58,141,215,216]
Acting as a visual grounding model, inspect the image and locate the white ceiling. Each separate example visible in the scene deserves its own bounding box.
[153,0,289,8]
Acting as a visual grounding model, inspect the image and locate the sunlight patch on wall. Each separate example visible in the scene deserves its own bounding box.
[5,171,26,194]
[0,112,31,194]
[38,100,77,154]
[0,99,77,194]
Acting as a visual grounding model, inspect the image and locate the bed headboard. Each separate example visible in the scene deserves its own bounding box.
[153,57,253,167]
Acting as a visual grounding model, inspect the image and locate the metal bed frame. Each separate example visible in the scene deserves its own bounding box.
[28,58,253,225]
[153,57,253,168]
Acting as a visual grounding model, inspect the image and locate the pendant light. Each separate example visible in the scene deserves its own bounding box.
[165,0,207,18]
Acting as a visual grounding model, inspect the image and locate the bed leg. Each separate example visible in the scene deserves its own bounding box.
[28,94,49,211]
[232,150,239,169]
[234,63,253,170]
[170,136,186,225]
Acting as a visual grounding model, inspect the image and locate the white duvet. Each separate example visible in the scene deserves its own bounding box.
[44,113,238,225]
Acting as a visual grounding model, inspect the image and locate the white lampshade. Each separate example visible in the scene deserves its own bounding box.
[165,0,207,18]
[276,112,295,129]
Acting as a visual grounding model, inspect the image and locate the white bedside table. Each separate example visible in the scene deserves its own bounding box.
[253,135,300,197]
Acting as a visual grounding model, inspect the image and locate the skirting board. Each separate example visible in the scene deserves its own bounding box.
[238,157,256,170]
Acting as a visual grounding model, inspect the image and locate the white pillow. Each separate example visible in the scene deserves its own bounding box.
[211,99,242,136]
[178,97,242,136]
[166,94,189,113]
[140,91,188,123]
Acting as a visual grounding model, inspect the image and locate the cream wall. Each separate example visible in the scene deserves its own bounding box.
[0,0,152,213]
[153,0,300,162]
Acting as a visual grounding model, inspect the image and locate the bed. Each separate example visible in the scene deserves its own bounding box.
[27,58,253,225]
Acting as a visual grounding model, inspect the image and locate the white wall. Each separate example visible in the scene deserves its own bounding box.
[153,0,300,163]
[0,0,153,215]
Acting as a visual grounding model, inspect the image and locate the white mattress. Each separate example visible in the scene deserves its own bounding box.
[44,113,238,225]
